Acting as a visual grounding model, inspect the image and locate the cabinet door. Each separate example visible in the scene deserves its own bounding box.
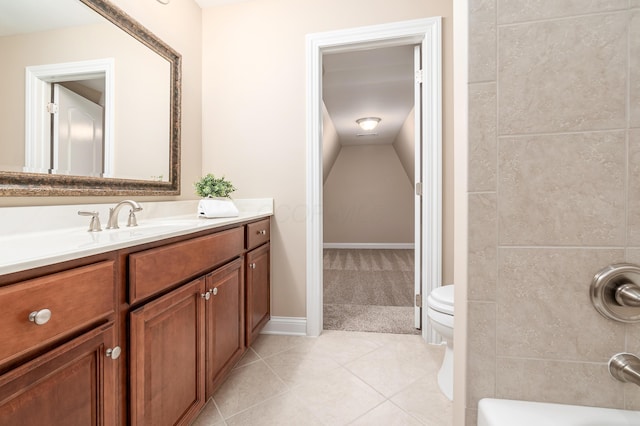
[130,277,206,426]
[245,243,270,346]
[0,322,118,426]
[205,258,245,398]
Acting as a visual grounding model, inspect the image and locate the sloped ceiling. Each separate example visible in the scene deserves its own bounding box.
[322,45,415,146]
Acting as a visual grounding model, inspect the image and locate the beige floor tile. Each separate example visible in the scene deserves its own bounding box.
[250,334,312,358]
[293,366,385,425]
[310,330,382,365]
[213,360,288,418]
[350,401,424,425]
[263,344,342,386]
[190,398,225,426]
[225,391,324,426]
[391,374,452,426]
[345,340,443,397]
[234,346,261,369]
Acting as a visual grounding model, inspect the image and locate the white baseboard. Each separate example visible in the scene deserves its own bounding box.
[261,316,307,336]
[323,242,415,249]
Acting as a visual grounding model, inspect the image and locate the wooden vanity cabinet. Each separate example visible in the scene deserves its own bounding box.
[129,277,206,426]
[245,218,271,346]
[0,322,118,426]
[204,257,245,398]
[0,256,119,426]
[0,216,272,425]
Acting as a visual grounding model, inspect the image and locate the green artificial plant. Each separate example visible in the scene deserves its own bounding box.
[194,174,236,198]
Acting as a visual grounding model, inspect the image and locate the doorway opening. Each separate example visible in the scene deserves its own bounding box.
[306,17,442,342]
[322,44,419,335]
[24,58,114,177]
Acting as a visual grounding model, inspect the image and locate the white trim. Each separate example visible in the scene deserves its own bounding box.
[24,58,115,177]
[323,243,415,250]
[305,18,443,341]
[261,316,307,336]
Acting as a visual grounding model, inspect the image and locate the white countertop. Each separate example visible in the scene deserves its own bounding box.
[0,199,273,276]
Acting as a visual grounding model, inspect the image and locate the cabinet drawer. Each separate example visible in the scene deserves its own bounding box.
[129,227,244,305]
[246,218,270,250]
[0,261,116,368]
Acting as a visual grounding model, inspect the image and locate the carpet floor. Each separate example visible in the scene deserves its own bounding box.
[323,249,420,335]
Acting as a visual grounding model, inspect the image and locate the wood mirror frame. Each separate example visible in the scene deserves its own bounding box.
[0,0,181,196]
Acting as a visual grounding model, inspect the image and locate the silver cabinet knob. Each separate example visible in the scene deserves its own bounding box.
[250,263,256,269]
[201,291,211,301]
[210,287,218,296]
[28,309,52,325]
[106,346,121,360]
[257,230,267,235]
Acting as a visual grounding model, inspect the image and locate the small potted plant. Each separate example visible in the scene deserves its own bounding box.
[194,174,239,218]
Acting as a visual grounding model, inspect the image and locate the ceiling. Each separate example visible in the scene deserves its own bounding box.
[322,45,416,146]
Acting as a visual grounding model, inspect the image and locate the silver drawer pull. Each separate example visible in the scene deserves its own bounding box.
[257,230,267,235]
[28,309,52,325]
[106,346,121,360]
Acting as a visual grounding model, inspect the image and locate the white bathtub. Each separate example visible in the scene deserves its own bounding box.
[478,398,640,426]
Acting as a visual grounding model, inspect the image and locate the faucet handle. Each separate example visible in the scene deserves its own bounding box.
[127,210,139,227]
[78,211,102,232]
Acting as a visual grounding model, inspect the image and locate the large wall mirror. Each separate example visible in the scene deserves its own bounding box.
[0,0,181,196]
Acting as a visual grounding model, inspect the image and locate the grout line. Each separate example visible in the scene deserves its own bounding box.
[496,8,629,28]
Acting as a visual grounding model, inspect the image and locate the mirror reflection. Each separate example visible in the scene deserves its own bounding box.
[0,0,180,195]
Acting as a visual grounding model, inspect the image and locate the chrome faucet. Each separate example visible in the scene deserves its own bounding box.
[106,200,143,229]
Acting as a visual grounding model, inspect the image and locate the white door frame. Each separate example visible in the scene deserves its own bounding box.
[24,58,114,176]
[305,17,442,342]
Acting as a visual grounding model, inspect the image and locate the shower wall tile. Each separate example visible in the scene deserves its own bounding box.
[496,248,626,361]
[498,132,626,246]
[495,357,625,408]
[628,131,640,244]
[496,0,627,24]
[468,0,636,420]
[468,83,496,191]
[623,321,640,410]
[631,11,640,128]
[469,0,496,82]
[465,409,478,426]
[468,193,496,301]
[466,302,496,406]
[498,13,627,135]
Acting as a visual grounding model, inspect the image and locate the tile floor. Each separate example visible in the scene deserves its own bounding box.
[192,331,452,426]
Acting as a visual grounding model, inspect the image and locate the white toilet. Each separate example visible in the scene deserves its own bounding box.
[427,284,454,400]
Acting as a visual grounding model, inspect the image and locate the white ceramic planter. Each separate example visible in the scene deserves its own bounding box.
[197,197,239,218]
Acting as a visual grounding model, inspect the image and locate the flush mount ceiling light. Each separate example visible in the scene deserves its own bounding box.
[157,0,170,4]
[356,117,381,131]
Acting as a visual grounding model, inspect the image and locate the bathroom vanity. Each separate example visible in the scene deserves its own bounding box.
[0,201,272,425]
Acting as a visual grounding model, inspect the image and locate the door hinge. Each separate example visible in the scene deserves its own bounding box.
[415,69,424,84]
[47,102,59,114]
[415,294,422,308]
[415,182,423,196]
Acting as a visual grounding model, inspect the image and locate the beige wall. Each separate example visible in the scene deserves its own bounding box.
[322,103,341,183]
[323,144,414,244]
[466,1,640,423]
[0,0,202,206]
[202,0,453,317]
[392,107,415,184]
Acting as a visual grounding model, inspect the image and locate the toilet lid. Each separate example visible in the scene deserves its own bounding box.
[428,285,454,315]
